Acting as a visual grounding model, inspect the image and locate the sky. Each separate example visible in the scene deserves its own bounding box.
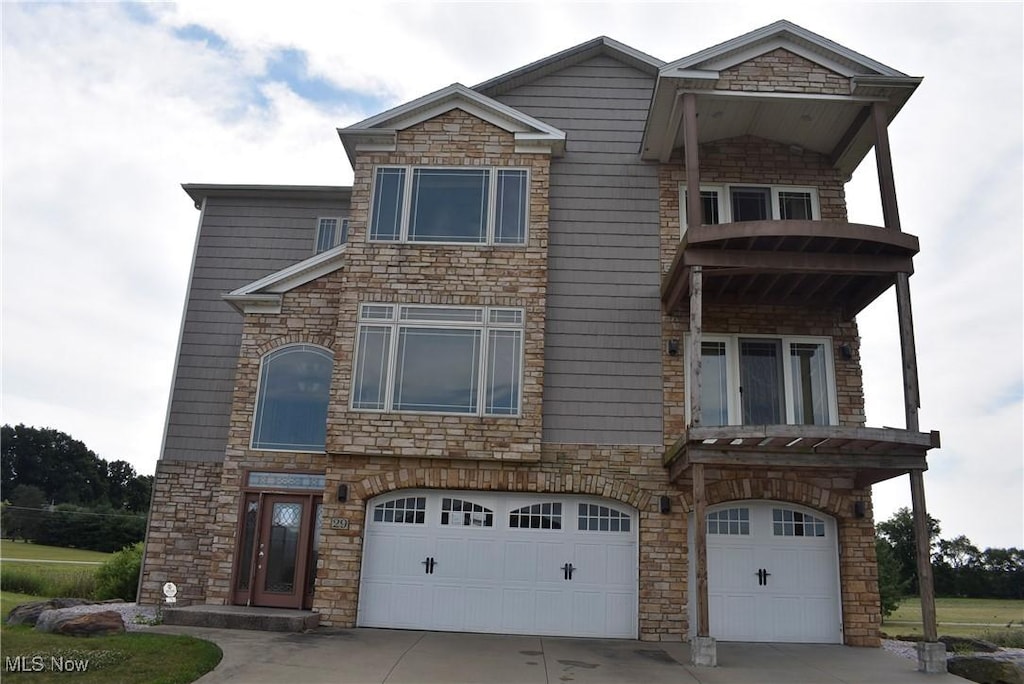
[1,2,1021,550]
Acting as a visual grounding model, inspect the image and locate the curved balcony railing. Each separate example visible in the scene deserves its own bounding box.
[662,219,920,317]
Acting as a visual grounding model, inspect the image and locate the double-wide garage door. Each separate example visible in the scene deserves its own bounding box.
[358,490,638,638]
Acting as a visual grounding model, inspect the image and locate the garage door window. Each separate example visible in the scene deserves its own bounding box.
[772,508,826,537]
[441,498,493,527]
[509,502,562,529]
[707,507,750,535]
[373,496,426,524]
[578,504,631,532]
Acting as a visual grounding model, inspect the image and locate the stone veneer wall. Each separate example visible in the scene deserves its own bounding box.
[716,49,851,95]
[138,459,223,606]
[327,108,550,462]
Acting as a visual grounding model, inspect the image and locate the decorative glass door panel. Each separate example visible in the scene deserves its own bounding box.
[251,495,313,608]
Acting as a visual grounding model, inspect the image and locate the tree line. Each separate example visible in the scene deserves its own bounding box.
[876,507,1023,616]
[1,424,152,551]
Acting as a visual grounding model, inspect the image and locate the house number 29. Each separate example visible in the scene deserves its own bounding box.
[330,518,350,530]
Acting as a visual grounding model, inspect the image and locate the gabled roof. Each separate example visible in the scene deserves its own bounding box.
[224,244,347,315]
[337,83,566,164]
[642,20,922,176]
[663,19,909,77]
[474,36,664,97]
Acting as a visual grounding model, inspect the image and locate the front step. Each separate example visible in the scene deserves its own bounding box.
[162,604,320,632]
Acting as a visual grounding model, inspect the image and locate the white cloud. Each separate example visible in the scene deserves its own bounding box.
[2,2,1021,548]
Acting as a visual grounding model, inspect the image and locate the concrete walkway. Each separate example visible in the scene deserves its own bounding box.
[152,625,968,684]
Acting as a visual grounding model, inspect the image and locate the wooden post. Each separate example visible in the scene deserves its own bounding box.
[683,93,702,233]
[693,462,709,636]
[682,91,703,428]
[872,100,937,644]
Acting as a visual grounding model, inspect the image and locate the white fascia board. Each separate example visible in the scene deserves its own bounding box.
[664,19,907,78]
[223,294,282,315]
[338,83,566,154]
[227,245,347,304]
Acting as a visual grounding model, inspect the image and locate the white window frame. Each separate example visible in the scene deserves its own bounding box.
[680,184,820,237]
[315,217,349,253]
[369,165,529,246]
[351,303,525,417]
[684,334,838,426]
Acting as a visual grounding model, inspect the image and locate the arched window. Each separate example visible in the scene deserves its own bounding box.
[252,345,333,451]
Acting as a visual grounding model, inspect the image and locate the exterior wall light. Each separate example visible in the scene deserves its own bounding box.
[660,495,672,514]
[337,484,348,503]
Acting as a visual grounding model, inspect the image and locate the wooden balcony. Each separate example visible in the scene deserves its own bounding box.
[663,424,940,488]
[662,220,920,318]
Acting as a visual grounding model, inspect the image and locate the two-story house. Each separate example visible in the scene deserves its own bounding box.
[139,20,942,667]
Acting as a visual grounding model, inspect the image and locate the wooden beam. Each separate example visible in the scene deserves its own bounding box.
[830,104,872,167]
[687,424,938,447]
[683,249,914,275]
[685,448,928,471]
[684,220,919,253]
[689,266,703,426]
[683,93,702,232]
[693,463,709,637]
[872,102,902,232]
[911,469,939,641]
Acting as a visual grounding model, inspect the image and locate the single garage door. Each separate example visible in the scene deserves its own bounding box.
[700,501,842,643]
[358,490,638,638]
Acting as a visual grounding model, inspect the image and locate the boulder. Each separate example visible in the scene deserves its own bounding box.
[6,598,93,626]
[940,635,1000,654]
[35,610,125,637]
[948,655,1024,684]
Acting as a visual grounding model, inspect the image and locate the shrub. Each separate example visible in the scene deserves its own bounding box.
[94,542,143,601]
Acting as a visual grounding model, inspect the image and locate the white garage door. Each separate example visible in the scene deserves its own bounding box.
[700,501,842,643]
[358,490,638,638]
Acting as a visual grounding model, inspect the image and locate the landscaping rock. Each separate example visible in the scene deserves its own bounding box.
[6,598,93,626]
[948,655,1024,684]
[36,609,125,637]
[941,635,1001,653]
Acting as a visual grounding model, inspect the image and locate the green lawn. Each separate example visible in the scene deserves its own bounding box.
[883,597,1024,640]
[1,540,112,564]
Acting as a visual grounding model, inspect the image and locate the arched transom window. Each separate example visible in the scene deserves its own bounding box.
[252,344,333,451]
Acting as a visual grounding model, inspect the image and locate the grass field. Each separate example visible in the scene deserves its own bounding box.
[883,597,1024,641]
[1,540,112,564]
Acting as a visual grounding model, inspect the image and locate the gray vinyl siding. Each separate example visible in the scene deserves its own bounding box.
[162,195,349,462]
[493,54,663,445]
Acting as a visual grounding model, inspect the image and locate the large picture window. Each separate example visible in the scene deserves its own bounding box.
[680,184,820,235]
[687,335,836,427]
[252,345,333,451]
[352,304,524,416]
[370,166,528,245]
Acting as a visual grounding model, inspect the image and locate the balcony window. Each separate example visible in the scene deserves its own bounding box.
[687,335,836,427]
[352,304,524,416]
[680,185,819,235]
[370,166,528,245]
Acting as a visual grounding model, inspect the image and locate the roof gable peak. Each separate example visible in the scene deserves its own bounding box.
[337,83,565,164]
[663,19,908,79]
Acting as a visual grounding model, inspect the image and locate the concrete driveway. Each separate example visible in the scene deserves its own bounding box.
[153,626,967,684]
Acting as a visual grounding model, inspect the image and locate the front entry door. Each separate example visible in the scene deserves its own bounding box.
[249,495,314,608]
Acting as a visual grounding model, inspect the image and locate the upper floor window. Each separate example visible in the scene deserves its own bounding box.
[370,166,528,245]
[681,184,820,234]
[252,345,333,451]
[352,304,524,417]
[315,217,349,253]
[687,335,837,427]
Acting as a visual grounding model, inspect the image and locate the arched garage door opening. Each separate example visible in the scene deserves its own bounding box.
[358,490,638,638]
[692,500,842,643]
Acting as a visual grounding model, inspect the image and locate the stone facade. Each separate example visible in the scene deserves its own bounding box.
[716,48,851,95]
[137,459,222,605]
[329,108,550,462]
